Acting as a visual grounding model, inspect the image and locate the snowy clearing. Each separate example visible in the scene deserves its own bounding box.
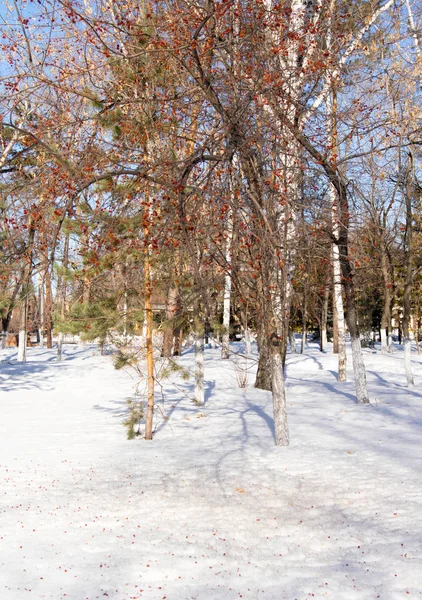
[1,343,422,600]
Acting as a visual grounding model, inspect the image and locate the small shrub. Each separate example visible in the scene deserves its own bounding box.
[232,360,248,388]
[124,398,144,439]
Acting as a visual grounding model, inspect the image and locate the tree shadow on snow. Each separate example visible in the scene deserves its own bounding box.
[92,399,129,418]
[369,369,422,400]
[0,360,61,392]
[242,401,276,442]
[287,374,358,405]
[287,353,324,371]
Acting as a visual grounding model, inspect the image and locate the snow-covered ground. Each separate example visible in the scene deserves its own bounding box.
[1,342,421,600]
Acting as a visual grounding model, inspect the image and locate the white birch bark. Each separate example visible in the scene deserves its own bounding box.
[321,328,327,351]
[404,338,414,387]
[244,327,252,357]
[351,337,369,404]
[388,322,393,353]
[57,332,64,361]
[290,329,296,354]
[17,298,28,363]
[402,0,420,387]
[263,0,391,406]
[221,209,233,360]
[269,0,308,446]
[18,328,27,362]
[405,0,421,57]
[325,15,347,380]
[331,188,347,382]
[271,338,289,446]
[381,328,387,353]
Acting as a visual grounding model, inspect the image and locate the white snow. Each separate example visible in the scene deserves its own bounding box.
[1,342,422,600]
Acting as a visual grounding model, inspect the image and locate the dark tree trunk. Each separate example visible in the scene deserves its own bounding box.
[45,267,53,349]
[255,324,272,391]
[1,276,23,348]
[300,294,307,354]
[161,286,179,358]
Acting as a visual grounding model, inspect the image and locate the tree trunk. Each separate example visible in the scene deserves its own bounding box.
[161,285,179,358]
[332,286,339,353]
[173,331,183,355]
[380,239,394,353]
[294,90,369,402]
[1,276,23,349]
[221,210,233,360]
[270,333,289,446]
[388,319,393,353]
[320,275,330,351]
[300,296,307,354]
[57,326,64,360]
[2,322,8,349]
[255,324,272,391]
[243,317,252,357]
[336,194,369,404]
[289,328,296,354]
[173,294,183,356]
[17,296,28,363]
[57,234,70,361]
[38,280,44,349]
[123,289,128,340]
[194,314,205,405]
[328,87,347,381]
[144,217,155,440]
[45,267,53,349]
[332,226,347,382]
[380,328,387,353]
[2,314,12,349]
[415,318,421,356]
[17,217,37,362]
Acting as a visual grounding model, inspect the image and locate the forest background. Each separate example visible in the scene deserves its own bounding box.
[0,0,421,445]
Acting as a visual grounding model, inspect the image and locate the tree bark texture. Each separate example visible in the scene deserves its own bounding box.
[194,315,205,406]
[45,267,53,349]
[255,323,273,391]
[161,285,179,358]
[221,209,233,360]
[320,275,330,351]
[270,333,289,446]
[144,217,155,440]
